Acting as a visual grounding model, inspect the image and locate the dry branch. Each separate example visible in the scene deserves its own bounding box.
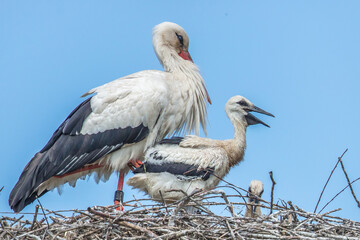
[314,149,348,213]
[1,185,360,240]
[319,176,360,214]
[338,155,360,208]
[269,171,276,214]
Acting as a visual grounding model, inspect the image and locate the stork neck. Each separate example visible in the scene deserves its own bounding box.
[226,118,247,167]
[233,119,247,142]
[163,54,198,73]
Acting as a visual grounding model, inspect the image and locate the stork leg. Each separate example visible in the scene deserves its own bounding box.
[114,160,143,211]
[114,172,125,211]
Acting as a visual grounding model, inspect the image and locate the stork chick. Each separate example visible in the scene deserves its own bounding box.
[127,96,274,202]
[245,180,264,218]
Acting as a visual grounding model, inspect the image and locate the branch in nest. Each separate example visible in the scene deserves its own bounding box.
[269,171,276,214]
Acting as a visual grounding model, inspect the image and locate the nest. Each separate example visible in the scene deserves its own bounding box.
[1,186,360,240]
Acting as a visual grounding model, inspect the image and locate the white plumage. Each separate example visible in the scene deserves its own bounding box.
[127,96,274,202]
[9,22,211,212]
[128,141,228,201]
[245,180,264,218]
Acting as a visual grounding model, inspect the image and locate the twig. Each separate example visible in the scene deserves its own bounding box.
[30,205,40,230]
[87,207,158,238]
[154,229,195,240]
[314,149,348,213]
[0,186,4,193]
[269,171,276,214]
[219,190,236,217]
[319,176,360,214]
[212,174,249,205]
[287,201,298,223]
[132,195,150,213]
[158,190,169,214]
[225,219,236,240]
[168,189,202,226]
[338,153,360,208]
[10,215,23,227]
[36,197,50,228]
[320,208,342,216]
[16,226,48,238]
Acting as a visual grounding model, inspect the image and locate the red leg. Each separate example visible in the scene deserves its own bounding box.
[114,160,143,210]
[114,171,125,211]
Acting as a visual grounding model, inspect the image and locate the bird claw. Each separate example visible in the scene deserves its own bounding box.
[114,202,124,212]
[128,159,143,172]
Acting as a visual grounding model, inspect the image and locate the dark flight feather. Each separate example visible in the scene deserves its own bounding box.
[133,162,214,181]
[158,137,184,145]
[9,97,149,212]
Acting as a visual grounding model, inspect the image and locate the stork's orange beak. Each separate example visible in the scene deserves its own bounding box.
[178,50,193,62]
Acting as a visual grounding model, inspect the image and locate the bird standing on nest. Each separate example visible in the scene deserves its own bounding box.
[127,96,274,202]
[9,22,211,213]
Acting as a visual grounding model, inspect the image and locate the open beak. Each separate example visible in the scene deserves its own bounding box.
[245,106,275,128]
[178,50,193,62]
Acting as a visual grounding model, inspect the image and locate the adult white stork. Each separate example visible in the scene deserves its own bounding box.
[127,96,274,202]
[9,22,211,213]
[245,180,264,218]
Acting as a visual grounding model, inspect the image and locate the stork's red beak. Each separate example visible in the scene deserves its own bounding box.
[179,50,193,62]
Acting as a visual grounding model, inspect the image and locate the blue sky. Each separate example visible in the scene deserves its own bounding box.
[1,1,360,221]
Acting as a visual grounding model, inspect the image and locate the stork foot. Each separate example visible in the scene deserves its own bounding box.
[114,190,124,211]
[128,159,143,172]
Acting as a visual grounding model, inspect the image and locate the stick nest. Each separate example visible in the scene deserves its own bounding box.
[1,188,360,239]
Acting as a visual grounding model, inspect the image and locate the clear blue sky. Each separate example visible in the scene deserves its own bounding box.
[1,1,360,221]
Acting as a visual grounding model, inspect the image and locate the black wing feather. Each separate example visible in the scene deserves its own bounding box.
[9,97,149,212]
[158,137,184,145]
[135,136,213,180]
[40,98,92,153]
[133,162,214,181]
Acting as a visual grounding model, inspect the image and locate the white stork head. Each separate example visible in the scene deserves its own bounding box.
[225,96,275,128]
[153,22,193,71]
[152,21,212,134]
[248,180,264,198]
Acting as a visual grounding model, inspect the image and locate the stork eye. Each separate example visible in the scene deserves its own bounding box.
[237,100,248,106]
[176,33,184,45]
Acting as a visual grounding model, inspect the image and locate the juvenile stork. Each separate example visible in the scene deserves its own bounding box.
[127,96,274,202]
[245,180,264,218]
[9,22,211,213]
